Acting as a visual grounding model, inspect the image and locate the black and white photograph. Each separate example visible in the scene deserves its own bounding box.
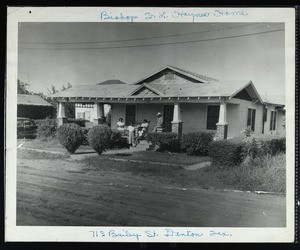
[5,7,295,242]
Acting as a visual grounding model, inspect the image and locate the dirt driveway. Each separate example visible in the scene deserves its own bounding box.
[17,156,286,227]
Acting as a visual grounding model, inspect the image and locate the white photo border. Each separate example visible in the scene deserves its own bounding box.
[5,7,296,242]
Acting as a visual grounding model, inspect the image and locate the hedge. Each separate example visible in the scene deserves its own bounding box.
[146,132,180,152]
[181,132,214,156]
[208,136,286,167]
[260,137,286,156]
[109,130,129,149]
[208,140,246,166]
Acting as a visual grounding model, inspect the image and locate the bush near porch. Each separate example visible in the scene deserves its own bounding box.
[88,125,112,155]
[146,132,180,153]
[57,123,85,154]
[208,136,286,167]
[181,132,214,156]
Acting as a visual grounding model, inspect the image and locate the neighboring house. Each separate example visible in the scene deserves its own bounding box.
[18,94,54,119]
[49,65,285,139]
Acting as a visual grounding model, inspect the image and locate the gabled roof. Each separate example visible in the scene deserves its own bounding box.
[132,65,218,85]
[48,66,264,103]
[18,94,53,106]
[130,83,164,96]
[230,81,263,104]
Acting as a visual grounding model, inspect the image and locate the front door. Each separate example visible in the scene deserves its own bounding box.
[125,105,136,126]
[163,105,174,132]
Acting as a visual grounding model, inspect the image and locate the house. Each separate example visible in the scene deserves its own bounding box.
[48,65,285,139]
[17,94,54,120]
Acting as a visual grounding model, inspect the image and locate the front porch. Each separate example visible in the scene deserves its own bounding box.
[55,96,233,140]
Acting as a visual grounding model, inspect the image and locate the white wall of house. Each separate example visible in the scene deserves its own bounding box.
[263,104,285,136]
[236,99,264,136]
[227,104,240,138]
[109,101,284,137]
[180,103,207,133]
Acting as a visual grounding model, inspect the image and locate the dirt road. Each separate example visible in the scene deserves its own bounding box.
[17,156,286,227]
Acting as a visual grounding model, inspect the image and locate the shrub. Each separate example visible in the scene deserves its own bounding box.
[57,123,85,153]
[208,140,245,166]
[241,126,252,138]
[260,137,286,156]
[36,117,57,141]
[146,132,180,152]
[242,136,263,162]
[109,130,128,149]
[181,132,214,156]
[67,118,86,127]
[88,125,112,155]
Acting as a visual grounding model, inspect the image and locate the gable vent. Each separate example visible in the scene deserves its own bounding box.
[165,72,175,80]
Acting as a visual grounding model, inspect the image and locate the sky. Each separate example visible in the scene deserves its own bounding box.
[18,22,285,102]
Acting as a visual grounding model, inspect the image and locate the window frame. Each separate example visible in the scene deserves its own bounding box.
[270,110,277,131]
[206,105,220,130]
[247,108,256,132]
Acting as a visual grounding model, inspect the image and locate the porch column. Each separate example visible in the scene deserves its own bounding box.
[57,101,67,126]
[171,102,183,137]
[216,100,228,140]
[93,102,105,125]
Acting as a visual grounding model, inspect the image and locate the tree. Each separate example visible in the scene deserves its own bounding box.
[17,79,30,94]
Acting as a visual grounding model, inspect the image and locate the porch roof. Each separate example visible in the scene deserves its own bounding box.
[48,80,255,100]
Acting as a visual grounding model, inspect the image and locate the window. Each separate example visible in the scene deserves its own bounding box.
[270,111,277,131]
[125,105,136,126]
[263,108,268,122]
[247,108,256,131]
[206,105,220,130]
[75,103,94,108]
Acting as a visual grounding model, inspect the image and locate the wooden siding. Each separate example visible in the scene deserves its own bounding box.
[180,103,207,133]
[236,99,264,136]
[227,104,239,138]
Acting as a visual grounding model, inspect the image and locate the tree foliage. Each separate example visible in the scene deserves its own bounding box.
[17,79,30,94]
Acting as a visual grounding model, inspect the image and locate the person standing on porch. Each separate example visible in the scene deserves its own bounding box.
[127,122,137,147]
[153,112,163,132]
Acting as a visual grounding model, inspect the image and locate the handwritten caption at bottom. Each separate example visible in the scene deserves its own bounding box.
[89,228,232,241]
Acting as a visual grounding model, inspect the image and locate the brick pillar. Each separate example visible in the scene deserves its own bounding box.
[216,99,228,140]
[172,102,183,138]
[57,101,67,126]
[216,124,228,140]
[171,121,183,137]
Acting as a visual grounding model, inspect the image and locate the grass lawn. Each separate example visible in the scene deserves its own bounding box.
[81,155,221,189]
[104,151,210,166]
[19,138,92,153]
[18,139,286,193]
[20,139,210,166]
